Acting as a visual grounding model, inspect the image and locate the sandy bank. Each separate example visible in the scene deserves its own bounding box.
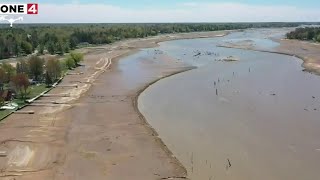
[276,39,320,75]
[0,30,227,180]
[218,38,320,75]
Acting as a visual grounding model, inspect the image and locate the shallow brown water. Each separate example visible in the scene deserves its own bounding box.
[138,29,320,180]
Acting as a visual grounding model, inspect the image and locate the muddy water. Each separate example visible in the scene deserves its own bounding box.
[138,29,320,180]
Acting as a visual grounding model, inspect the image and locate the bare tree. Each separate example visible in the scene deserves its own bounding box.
[11,73,30,99]
[28,56,44,81]
[0,67,5,91]
[45,57,62,81]
[16,58,29,74]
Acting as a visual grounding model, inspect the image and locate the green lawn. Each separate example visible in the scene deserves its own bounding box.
[28,84,49,98]
[0,110,13,121]
[0,84,50,120]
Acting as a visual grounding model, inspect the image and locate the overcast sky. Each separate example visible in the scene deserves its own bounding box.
[1,0,320,23]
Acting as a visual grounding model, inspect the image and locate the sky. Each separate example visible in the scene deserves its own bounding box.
[1,0,320,23]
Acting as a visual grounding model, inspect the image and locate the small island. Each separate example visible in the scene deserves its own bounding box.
[223,56,239,62]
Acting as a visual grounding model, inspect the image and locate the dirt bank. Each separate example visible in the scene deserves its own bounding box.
[0,30,226,180]
[275,39,320,75]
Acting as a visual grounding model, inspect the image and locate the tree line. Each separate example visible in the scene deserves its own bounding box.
[0,52,83,100]
[286,27,320,42]
[0,22,307,60]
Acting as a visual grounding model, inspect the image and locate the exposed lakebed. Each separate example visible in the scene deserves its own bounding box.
[136,29,320,180]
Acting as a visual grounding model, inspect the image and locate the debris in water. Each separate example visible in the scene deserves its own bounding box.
[228,159,232,167]
[193,51,201,57]
[226,159,232,170]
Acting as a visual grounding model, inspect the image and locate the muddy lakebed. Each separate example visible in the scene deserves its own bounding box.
[124,28,320,180]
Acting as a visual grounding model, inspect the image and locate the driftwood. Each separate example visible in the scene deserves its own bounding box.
[14,111,35,114]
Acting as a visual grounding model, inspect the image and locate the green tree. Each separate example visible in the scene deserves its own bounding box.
[30,30,39,51]
[65,57,76,70]
[70,52,84,65]
[37,44,45,55]
[45,57,62,81]
[47,42,56,55]
[316,34,320,42]
[69,37,78,50]
[56,42,64,55]
[14,43,22,56]
[21,41,33,55]
[64,43,70,53]
[28,56,44,81]
[1,63,16,83]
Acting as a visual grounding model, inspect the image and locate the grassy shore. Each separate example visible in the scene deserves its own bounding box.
[0,84,49,120]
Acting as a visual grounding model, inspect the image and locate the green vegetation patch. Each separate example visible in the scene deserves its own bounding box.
[0,22,310,60]
[286,27,320,42]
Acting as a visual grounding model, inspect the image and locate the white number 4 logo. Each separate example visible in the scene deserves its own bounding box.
[27,4,38,14]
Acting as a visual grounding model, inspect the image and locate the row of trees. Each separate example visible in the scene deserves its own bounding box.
[0,52,83,99]
[286,27,320,42]
[0,22,308,60]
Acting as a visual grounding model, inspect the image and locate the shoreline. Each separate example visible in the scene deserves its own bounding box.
[0,30,229,179]
[217,39,320,75]
[132,66,196,178]
[54,50,194,179]
[134,33,320,180]
[131,29,320,179]
[2,28,318,179]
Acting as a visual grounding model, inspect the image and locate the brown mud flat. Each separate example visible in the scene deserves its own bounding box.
[0,31,226,180]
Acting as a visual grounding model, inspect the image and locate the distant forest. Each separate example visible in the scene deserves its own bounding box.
[0,22,314,60]
[286,27,320,42]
